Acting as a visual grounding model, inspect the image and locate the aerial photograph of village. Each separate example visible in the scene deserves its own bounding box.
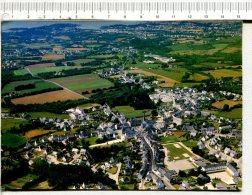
[1,21,242,191]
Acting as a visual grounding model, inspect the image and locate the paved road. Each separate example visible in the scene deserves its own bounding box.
[89,138,125,148]
[205,139,240,166]
[107,163,122,185]
[143,135,175,190]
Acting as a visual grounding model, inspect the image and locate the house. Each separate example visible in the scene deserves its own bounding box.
[226,165,239,177]
[156,178,164,189]
[190,157,208,167]
[224,147,231,155]
[202,163,227,173]
[164,170,177,180]
[172,116,183,126]
[230,150,237,158]
[157,168,166,177]
[198,141,205,150]
[179,181,190,190]
[25,142,32,149]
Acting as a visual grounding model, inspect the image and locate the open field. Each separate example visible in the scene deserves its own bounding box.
[2,79,60,96]
[127,69,177,87]
[24,129,56,139]
[13,69,29,76]
[175,82,201,87]
[169,49,219,55]
[213,44,228,50]
[8,174,38,189]
[42,54,65,60]
[216,108,242,119]
[28,66,78,75]
[67,59,95,66]
[107,166,118,174]
[166,159,195,172]
[77,103,101,109]
[65,47,89,51]
[88,54,114,59]
[1,118,29,133]
[222,47,241,53]
[85,136,100,145]
[198,62,231,68]
[146,68,187,82]
[126,62,160,69]
[27,63,55,68]
[182,140,198,148]
[165,143,195,161]
[112,105,151,118]
[189,73,209,81]
[12,89,83,105]
[2,133,26,148]
[204,69,242,78]
[212,100,242,109]
[208,171,235,185]
[26,112,69,119]
[159,136,179,143]
[49,74,114,94]
[32,181,52,190]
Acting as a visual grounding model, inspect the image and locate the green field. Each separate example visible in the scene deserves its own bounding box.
[112,105,151,118]
[5,174,39,189]
[169,44,213,51]
[85,136,100,145]
[204,69,242,78]
[213,43,228,50]
[146,68,187,82]
[125,62,160,69]
[49,74,114,93]
[175,82,201,87]
[182,140,198,148]
[26,112,69,119]
[216,108,242,119]
[88,54,114,59]
[119,183,135,190]
[166,143,194,160]
[1,118,29,133]
[68,80,113,91]
[13,69,29,76]
[67,59,95,66]
[29,66,77,75]
[1,133,26,148]
[2,79,60,96]
[199,62,230,68]
[159,136,179,143]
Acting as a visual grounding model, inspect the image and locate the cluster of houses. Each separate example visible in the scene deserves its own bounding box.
[24,131,93,166]
[144,54,176,63]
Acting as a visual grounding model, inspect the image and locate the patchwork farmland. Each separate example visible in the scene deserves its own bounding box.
[27,66,80,75]
[49,74,114,94]
[204,69,242,78]
[11,89,83,105]
[127,69,178,87]
[2,79,60,96]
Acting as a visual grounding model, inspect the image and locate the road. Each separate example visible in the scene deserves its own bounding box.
[89,138,125,148]
[26,67,87,99]
[107,163,122,185]
[142,135,175,190]
[205,139,240,166]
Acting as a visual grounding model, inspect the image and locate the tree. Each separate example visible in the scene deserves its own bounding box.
[222,104,230,111]
[32,159,49,179]
[151,109,158,117]
[178,170,187,177]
